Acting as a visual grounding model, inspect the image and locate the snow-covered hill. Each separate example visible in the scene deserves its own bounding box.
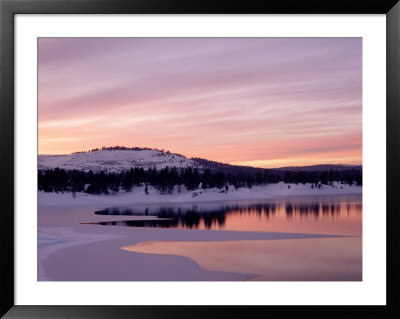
[38,148,362,175]
[38,149,203,173]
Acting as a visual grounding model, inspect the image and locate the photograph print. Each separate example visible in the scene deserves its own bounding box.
[38,38,362,281]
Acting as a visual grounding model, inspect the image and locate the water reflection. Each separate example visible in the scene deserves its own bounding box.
[87,195,362,232]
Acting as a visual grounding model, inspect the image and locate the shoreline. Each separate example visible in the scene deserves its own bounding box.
[38,182,362,207]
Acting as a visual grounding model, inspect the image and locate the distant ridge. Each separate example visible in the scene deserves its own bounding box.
[277,164,362,172]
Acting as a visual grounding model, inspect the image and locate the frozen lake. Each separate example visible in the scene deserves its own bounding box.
[38,194,362,281]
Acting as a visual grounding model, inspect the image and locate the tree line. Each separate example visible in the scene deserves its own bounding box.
[38,166,362,195]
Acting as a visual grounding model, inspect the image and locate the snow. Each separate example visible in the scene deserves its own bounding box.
[38,227,120,280]
[38,181,362,207]
[38,149,202,172]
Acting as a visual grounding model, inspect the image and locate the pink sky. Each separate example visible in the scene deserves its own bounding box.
[38,38,362,168]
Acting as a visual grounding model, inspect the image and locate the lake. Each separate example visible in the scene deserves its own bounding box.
[87,194,362,281]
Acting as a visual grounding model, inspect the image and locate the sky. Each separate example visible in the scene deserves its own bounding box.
[38,38,362,168]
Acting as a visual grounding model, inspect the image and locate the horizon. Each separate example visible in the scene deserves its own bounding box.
[39,38,362,168]
[37,145,362,170]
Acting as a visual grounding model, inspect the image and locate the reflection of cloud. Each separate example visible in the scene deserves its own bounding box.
[39,38,362,167]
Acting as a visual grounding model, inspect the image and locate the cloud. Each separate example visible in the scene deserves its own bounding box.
[38,38,362,166]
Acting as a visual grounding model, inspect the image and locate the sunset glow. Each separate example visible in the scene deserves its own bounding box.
[38,38,362,168]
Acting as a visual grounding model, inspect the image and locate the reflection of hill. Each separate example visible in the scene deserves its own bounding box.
[91,198,362,229]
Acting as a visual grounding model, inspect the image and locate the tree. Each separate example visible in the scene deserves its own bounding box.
[202,169,212,189]
[122,169,134,191]
[110,173,120,194]
[213,172,225,189]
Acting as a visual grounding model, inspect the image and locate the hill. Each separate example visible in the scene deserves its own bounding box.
[38,148,202,173]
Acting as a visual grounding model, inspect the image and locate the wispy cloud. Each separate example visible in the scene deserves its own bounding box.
[38,38,362,167]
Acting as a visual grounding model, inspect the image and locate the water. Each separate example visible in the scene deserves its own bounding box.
[90,194,362,236]
[84,194,362,280]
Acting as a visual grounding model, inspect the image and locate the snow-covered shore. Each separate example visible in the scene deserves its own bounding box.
[38,181,361,207]
[39,224,350,281]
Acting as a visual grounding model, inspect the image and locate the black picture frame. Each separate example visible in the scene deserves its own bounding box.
[1,0,399,318]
